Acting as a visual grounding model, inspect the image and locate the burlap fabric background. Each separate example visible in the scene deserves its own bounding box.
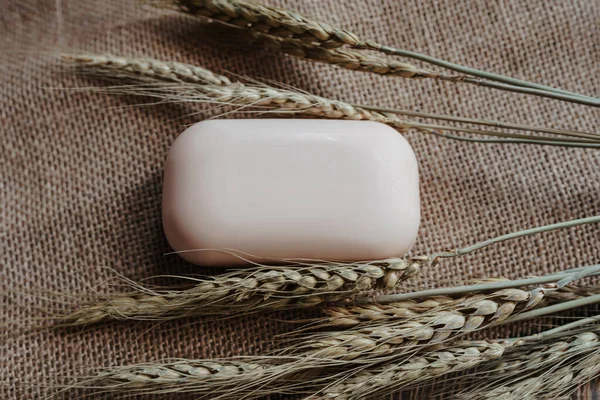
[2,0,599,398]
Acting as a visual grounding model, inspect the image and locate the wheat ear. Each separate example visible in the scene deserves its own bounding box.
[168,0,361,48]
[324,330,600,400]
[450,332,600,400]
[73,360,270,395]
[284,283,581,363]
[54,258,421,326]
[70,340,509,399]
[65,52,599,143]
[198,22,447,79]
[254,33,438,79]
[63,358,325,399]
[319,340,509,400]
[62,52,414,130]
[323,285,599,327]
[62,53,232,85]
[68,318,600,398]
[63,53,600,147]
[163,0,599,106]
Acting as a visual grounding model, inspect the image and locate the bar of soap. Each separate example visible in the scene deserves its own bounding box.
[162,119,420,266]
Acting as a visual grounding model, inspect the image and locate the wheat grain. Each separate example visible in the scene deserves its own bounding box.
[70,340,508,399]
[481,353,600,400]
[279,284,600,371]
[55,258,422,326]
[95,360,265,388]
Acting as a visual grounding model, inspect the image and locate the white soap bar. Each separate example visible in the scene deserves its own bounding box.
[162,119,420,266]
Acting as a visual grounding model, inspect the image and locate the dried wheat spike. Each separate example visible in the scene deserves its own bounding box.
[453,332,600,400]
[164,3,463,81]
[323,286,593,327]
[65,53,414,132]
[321,340,509,399]
[160,0,600,107]
[289,285,576,362]
[62,53,232,85]
[74,341,507,399]
[81,360,269,395]
[64,52,600,146]
[186,82,412,131]
[294,315,505,362]
[172,0,361,48]
[57,258,422,326]
[255,34,436,78]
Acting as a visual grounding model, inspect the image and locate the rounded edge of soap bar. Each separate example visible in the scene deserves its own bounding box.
[162,119,420,266]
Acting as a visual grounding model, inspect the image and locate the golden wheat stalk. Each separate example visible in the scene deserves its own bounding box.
[449,332,600,400]
[322,285,599,327]
[189,21,449,80]
[160,0,599,106]
[63,53,232,85]
[54,258,420,326]
[62,52,600,147]
[318,340,509,400]
[324,331,600,400]
[65,317,600,398]
[166,0,361,48]
[76,360,270,394]
[263,293,600,395]
[63,53,412,130]
[282,284,596,363]
[254,33,439,79]
[64,339,510,399]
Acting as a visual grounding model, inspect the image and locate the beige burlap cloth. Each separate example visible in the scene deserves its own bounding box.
[2,0,599,398]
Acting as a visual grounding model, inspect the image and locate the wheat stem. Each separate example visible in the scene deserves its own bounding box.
[405,121,600,143]
[353,104,600,141]
[426,131,600,148]
[518,315,600,342]
[505,294,600,324]
[405,122,600,147]
[372,44,599,104]
[430,215,600,261]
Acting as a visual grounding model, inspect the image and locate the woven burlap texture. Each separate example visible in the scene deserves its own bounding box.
[1,0,599,398]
